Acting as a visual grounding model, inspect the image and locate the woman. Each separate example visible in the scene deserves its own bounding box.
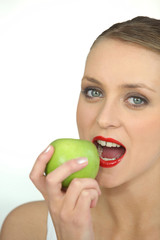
[1,16,160,240]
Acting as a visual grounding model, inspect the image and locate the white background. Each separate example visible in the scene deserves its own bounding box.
[0,0,160,229]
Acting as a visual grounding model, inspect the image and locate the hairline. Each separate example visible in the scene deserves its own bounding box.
[91,35,160,55]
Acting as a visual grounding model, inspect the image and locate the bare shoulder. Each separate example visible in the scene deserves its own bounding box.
[0,200,48,240]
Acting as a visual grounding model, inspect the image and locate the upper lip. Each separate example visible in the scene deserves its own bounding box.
[92,136,126,149]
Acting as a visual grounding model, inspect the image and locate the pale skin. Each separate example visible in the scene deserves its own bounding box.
[1,39,160,240]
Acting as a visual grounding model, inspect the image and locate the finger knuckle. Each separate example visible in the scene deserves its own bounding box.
[90,179,99,187]
[90,179,101,194]
[64,161,76,173]
[45,174,54,185]
[29,171,37,182]
[70,178,81,188]
[81,190,90,198]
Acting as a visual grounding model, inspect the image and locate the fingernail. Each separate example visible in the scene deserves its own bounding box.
[44,145,51,153]
[76,157,88,164]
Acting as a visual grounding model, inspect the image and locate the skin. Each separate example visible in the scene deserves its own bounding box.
[77,39,160,238]
[0,201,48,240]
[1,39,160,240]
[77,38,160,189]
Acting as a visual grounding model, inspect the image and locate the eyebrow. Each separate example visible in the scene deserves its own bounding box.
[82,76,103,86]
[82,76,156,93]
[119,83,156,92]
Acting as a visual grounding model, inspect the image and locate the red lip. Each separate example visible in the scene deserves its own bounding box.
[92,136,126,168]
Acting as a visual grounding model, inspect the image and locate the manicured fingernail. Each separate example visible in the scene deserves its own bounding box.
[44,145,51,153]
[76,157,88,164]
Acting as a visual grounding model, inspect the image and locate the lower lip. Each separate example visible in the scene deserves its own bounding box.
[100,156,124,168]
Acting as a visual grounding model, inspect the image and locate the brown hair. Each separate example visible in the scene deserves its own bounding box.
[91,16,160,53]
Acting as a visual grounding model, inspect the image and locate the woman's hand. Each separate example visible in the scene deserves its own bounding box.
[30,145,101,240]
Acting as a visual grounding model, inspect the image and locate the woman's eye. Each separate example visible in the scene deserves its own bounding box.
[82,87,103,99]
[126,96,148,108]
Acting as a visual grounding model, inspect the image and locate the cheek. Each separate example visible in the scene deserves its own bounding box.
[129,113,160,142]
[127,112,160,163]
[76,97,96,138]
[76,98,87,138]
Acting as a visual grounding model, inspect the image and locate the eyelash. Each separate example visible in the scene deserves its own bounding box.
[81,87,149,108]
[125,95,149,108]
[81,87,103,99]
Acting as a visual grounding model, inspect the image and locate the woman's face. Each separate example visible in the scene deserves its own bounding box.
[76,39,160,188]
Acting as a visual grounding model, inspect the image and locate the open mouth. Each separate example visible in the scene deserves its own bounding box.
[93,136,126,168]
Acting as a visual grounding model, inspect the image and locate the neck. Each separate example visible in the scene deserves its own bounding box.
[95,163,160,237]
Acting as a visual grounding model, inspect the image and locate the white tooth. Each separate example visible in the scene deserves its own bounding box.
[98,140,121,148]
[101,157,116,161]
[106,142,113,147]
[106,142,121,147]
[112,143,117,147]
[97,140,106,146]
[101,141,106,146]
[98,144,103,154]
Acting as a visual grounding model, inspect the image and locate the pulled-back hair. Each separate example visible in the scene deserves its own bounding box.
[91,16,160,53]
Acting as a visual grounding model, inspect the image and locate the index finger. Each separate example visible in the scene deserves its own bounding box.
[45,157,88,197]
[29,145,54,196]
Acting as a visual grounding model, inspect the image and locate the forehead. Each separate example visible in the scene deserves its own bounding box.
[85,39,160,88]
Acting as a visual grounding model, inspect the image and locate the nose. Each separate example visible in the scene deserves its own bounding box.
[96,100,121,129]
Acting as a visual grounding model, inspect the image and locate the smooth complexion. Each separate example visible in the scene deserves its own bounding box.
[76,39,160,238]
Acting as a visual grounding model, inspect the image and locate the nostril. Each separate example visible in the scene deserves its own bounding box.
[97,121,119,129]
[96,116,121,129]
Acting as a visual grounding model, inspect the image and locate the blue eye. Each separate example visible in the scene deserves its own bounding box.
[128,97,144,104]
[82,87,103,99]
[126,95,148,108]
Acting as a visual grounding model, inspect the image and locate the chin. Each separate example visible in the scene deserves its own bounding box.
[96,169,126,189]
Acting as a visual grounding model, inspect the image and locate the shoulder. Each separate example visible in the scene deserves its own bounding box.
[0,200,48,240]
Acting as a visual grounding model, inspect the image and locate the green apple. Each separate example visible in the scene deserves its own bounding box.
[45,138,100,187]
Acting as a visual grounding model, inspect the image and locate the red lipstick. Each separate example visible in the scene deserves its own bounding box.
[92,136,126,168]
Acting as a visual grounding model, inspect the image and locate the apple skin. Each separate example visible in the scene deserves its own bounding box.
[45,138,100,187]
